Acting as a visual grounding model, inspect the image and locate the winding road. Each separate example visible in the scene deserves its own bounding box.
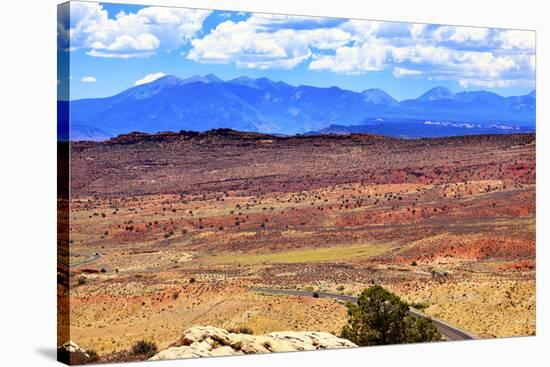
[57,252,102,268]
[251,287,476,341]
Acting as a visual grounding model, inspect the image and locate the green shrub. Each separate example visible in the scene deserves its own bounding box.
[410,302,428,311]
[340,285,440,346]
[131,340,158,358]
[404,316,440,343]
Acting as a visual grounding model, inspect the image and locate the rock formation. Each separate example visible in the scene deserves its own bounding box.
[150,326,357,360]
[57,340,92,365]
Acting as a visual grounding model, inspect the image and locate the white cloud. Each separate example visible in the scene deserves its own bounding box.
[135,72,166,86]
[186,14,533,88]
[433,26,489,44]
[310,42,391,73]
[304,19,533,88]
[187,15,351,69]
[458,51,518,79]
[340,19,412,41]
[458,79,515,88]
[392,44,452,65]
[86,50,155,59]
[393,67,422,78]
[498,30,535,50]
[81,76,96,83]
[68,3,211,58]
[410,24,428,39]
[62,4,535,89]
[92,34,160,52]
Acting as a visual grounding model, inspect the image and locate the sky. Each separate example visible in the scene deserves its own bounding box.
[58,1,536,101]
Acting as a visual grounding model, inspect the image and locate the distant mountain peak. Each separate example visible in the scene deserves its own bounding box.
[150,74,184,86]
[418,86,455,101]
[204,73,222,83]
[181,74,222,84]
[117,74,184,100]
[229,76,258,88]
[361,88,398,105]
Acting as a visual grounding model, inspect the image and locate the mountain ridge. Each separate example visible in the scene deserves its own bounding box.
[66,74,536,140]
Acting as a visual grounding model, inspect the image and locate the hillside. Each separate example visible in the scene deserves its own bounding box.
[70,129,534,198]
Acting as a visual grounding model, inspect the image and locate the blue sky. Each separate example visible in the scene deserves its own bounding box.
[59,1,536,101]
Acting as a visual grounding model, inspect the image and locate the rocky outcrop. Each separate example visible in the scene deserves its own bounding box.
[150,326,357,360]
[57,341,92,365]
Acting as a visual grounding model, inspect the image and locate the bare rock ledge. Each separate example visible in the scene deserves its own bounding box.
[150,326,357,360]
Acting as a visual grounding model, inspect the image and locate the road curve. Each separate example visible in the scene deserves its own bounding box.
[57,252,103,268]
[251,287,476,341]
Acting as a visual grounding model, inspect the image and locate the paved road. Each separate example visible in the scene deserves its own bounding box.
[251,287,476,341]
[57,252,102,268]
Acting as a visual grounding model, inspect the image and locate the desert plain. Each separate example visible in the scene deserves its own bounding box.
[58,130,535,358]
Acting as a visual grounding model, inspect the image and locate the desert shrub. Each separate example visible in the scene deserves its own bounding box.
[189,277,196,284]
[228,326,254,335]
[77,276,87,286]
[100,268,107,273]
[131,340,158,358]
[87,349,99,362]
[411,261,418,266]
[410,302,428,311]
[312,292,320,298]
[340,285,440,346]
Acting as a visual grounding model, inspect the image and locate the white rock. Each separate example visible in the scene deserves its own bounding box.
[149,326,356,361]
[59,340,89,358]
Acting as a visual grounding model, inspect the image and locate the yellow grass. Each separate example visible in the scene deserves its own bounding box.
[204,242,394,265]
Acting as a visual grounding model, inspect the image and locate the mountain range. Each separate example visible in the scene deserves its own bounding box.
[65,74,536,140]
